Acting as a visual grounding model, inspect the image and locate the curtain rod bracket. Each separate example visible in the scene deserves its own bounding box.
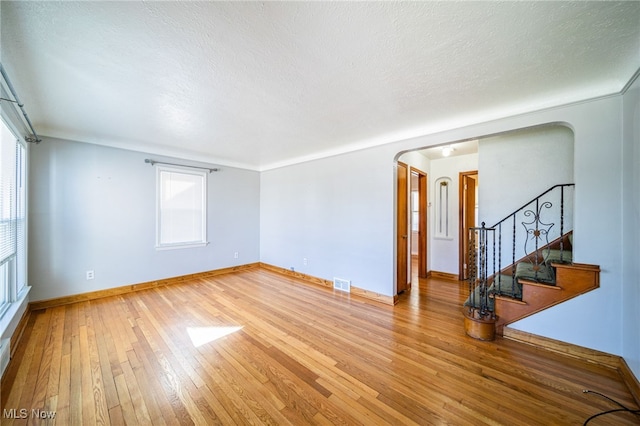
[0,63,42,145]
[144,158,220,173]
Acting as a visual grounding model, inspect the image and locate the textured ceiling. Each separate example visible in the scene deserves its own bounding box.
[1,1,639,170]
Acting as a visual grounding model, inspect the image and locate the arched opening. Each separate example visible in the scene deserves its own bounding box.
[395,123,574,295]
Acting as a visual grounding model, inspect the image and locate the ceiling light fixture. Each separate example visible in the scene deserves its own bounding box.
[442,146,454,157]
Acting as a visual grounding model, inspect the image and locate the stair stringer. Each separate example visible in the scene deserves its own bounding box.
[495,262,600,335]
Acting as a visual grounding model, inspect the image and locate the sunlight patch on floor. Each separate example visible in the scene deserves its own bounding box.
[186,326,243,347]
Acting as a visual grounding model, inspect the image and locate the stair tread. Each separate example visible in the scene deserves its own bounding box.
[515,261,555,284]
[543,248,572,264]
[463,285,494,311]
[552,262,600,272]
[492,275,522,299]
[493,294,528,304]
[518,278,561,289]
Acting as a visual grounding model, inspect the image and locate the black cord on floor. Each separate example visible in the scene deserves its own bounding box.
[583,389,640,425]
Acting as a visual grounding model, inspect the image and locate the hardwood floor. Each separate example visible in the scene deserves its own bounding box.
[2,268,638,425]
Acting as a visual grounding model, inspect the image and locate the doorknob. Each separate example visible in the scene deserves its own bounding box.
[402,235,408,239]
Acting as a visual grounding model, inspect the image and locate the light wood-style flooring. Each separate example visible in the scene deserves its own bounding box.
[2,267,638,425]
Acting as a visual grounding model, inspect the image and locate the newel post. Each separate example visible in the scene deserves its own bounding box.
[463,222,497,341]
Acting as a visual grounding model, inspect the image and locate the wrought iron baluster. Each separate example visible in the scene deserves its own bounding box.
[479,227,485,313]
[534,198,540,280]
[497,223,502,294]
[512,215,516,297]
[468,227,476,312]
[560,185,565,262]
[492,225,496,297]
[479,223,487,315]
[466,223,496,319]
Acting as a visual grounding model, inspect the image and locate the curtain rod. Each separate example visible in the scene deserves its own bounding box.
[0,62,42,144]
[144,159,220,173]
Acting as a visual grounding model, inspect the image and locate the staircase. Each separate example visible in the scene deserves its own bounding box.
[463,184,600,339]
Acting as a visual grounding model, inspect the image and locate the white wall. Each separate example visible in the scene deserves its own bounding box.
[261,147,397,295]
[506,99,623,354]
[478,125,574,226]
[261,95,626,357]
[476,125,574,273]
[29,138,260,301]
[622,76,640,379]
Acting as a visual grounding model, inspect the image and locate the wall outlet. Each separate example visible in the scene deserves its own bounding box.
[234,252,239,259]
[303,258,307,265]
[86,270,95,280]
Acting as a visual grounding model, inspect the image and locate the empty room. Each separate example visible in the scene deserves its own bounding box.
[1,1,639,424]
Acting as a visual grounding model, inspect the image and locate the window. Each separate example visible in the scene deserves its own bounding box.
[0,118,27,318]
[411,190,419,232]
[156,166,208,249]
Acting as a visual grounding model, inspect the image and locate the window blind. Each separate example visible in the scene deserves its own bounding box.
[16,143,26,293]
[157,167,207,248]
[0,123,17,266]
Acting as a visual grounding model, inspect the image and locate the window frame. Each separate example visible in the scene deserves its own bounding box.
[411,189,419,232]
[0,116,28,320]
[155,165,208,250]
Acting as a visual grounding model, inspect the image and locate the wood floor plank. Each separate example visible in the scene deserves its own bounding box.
[45,307,65,407]
[69,326,83,425]
[54,352,71,425]
[127,342,167,426]
[16,309,51,413]
[212,344,294,424]
[193,350,281,425]
[128,322,183,425]
[90,301,121,412]
[2,268,639,425]
[113,372,139,425]
[127,298,203,424]
[32,309,57,412]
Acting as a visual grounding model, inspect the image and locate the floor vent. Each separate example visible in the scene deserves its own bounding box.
[333,278,351,293]
[0,338,9,379]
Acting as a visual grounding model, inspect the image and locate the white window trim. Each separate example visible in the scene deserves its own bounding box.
[0,115,30,338]
[155,165,208,250]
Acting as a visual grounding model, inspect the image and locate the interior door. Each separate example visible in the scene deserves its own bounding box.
[397,162,409,293]
[459,171,478,280]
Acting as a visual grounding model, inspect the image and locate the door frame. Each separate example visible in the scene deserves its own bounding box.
[410,167,428,279]
[458,171,478,280]
[396,162,409,294]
